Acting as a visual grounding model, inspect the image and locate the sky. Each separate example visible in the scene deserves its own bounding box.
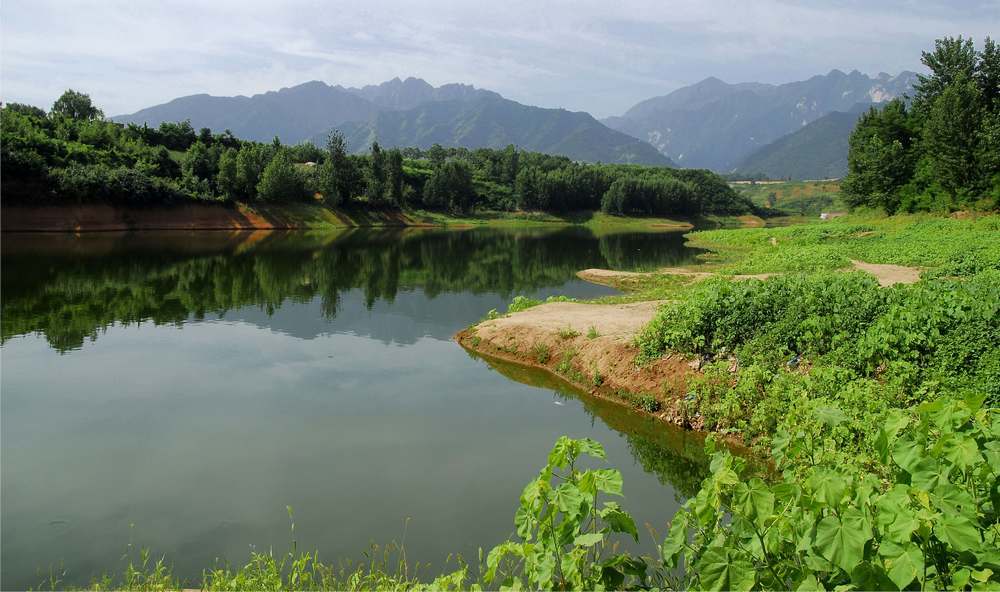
[2,0,998,118]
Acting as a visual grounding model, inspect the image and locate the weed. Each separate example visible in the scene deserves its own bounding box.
[531,343,551,364]
[558,326,581,339]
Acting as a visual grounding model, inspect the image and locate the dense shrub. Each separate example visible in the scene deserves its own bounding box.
[49,163,193,203]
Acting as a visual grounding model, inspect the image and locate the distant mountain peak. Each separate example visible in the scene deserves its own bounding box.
[605,68,916,171]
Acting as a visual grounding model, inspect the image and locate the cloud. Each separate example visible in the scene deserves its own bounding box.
[2,0,997,117]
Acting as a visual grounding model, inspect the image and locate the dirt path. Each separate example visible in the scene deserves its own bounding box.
[577,267,775,287]
[849,260,922,286]
[457,300,700,426]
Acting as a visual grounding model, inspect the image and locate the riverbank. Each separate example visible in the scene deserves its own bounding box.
[0,202,700,233]
[456,300,705,427]
[456,213,1000,449]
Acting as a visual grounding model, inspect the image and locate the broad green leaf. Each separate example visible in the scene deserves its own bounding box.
[935,513,981,552]
[577,438,606,460]
[529,546,555,588]
[661,514,689,569]
[808,469,848,508]
[547,437,572,469]
[514,504,533,539]
[485,542,522,583]
[813,508,872,573]
[732,477,775,524]
[879,540,924,590]
[909,457,946,491]
[850,560,896,591]
[816,405,848,427]
[553,483,584,516]
[952,568,972,590]
[600,503,638,541]
[593,469,623,496]
[931,482,977,521]
[572,533,604,547]
[892,438,924,474]
[795,573,825,591]
[875,486,919,543]
[695,547,756,592]
[944,434,983,471]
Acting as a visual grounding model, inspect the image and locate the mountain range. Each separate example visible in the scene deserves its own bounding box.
[326,95,672,165]
[114,77,670,165]
[603,69,916,171]
[114,70,917,176]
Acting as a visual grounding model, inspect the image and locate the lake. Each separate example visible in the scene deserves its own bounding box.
[1,226,713,589]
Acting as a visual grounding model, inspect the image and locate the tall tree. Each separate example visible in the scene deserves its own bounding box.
[235,144,270,199]
[922,78,984,199]
[216,148,240,199]
[326,130,354,204]
[51,89,104,120]
[366,141,387,204]
[842,101,916,211]
[428,143,446,169]
[256,149,302,201]
[387,148,404,206]
[913,37,977,116]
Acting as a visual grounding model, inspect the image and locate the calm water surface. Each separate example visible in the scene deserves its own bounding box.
[1,227,713,589]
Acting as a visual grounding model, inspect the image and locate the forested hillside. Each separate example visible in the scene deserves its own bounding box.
[1,92,751,218]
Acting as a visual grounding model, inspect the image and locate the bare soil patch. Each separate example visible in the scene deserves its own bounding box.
[850,260,922,287]
[456,301,698,426]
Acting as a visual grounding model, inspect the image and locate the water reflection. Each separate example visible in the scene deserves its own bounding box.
[2,227,704,351]
[1,226,714,589]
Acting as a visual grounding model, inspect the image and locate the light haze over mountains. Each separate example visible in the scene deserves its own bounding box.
[114,70,917,176]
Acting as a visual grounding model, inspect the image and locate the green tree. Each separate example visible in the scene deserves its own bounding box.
[427,143,446,169]
[216,148,239,199]
[325,130,354,204]
[51,89,104,120]
[313,160,339,204]
[913,36,977,116]
[182,141,216,182]
[424,159,475,213]
[235,144,270,199]
[922,77,984,199]
[366,141,387,204]
[386,148,404,206]
[256,150,302,201]
[842,101,916,211]
[975,37,1000,109]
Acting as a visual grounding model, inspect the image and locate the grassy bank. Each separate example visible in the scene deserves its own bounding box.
[732,179,845,216]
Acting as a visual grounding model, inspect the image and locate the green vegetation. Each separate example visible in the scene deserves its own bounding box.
[735,180,846,216]
[687,213,1000,275]
[844,36,1000,212]
[2,92,752,220]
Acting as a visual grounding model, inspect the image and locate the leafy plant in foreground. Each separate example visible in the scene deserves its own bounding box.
[661,397,999,591]
[485,436,644,590]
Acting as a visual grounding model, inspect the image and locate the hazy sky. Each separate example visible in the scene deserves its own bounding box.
[2,0,998,118]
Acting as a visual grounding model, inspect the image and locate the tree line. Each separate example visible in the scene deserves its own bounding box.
[2,91,752,217]
[844,36,999,212]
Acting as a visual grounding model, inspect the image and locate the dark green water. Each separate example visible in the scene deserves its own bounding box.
[1,227,711,589]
